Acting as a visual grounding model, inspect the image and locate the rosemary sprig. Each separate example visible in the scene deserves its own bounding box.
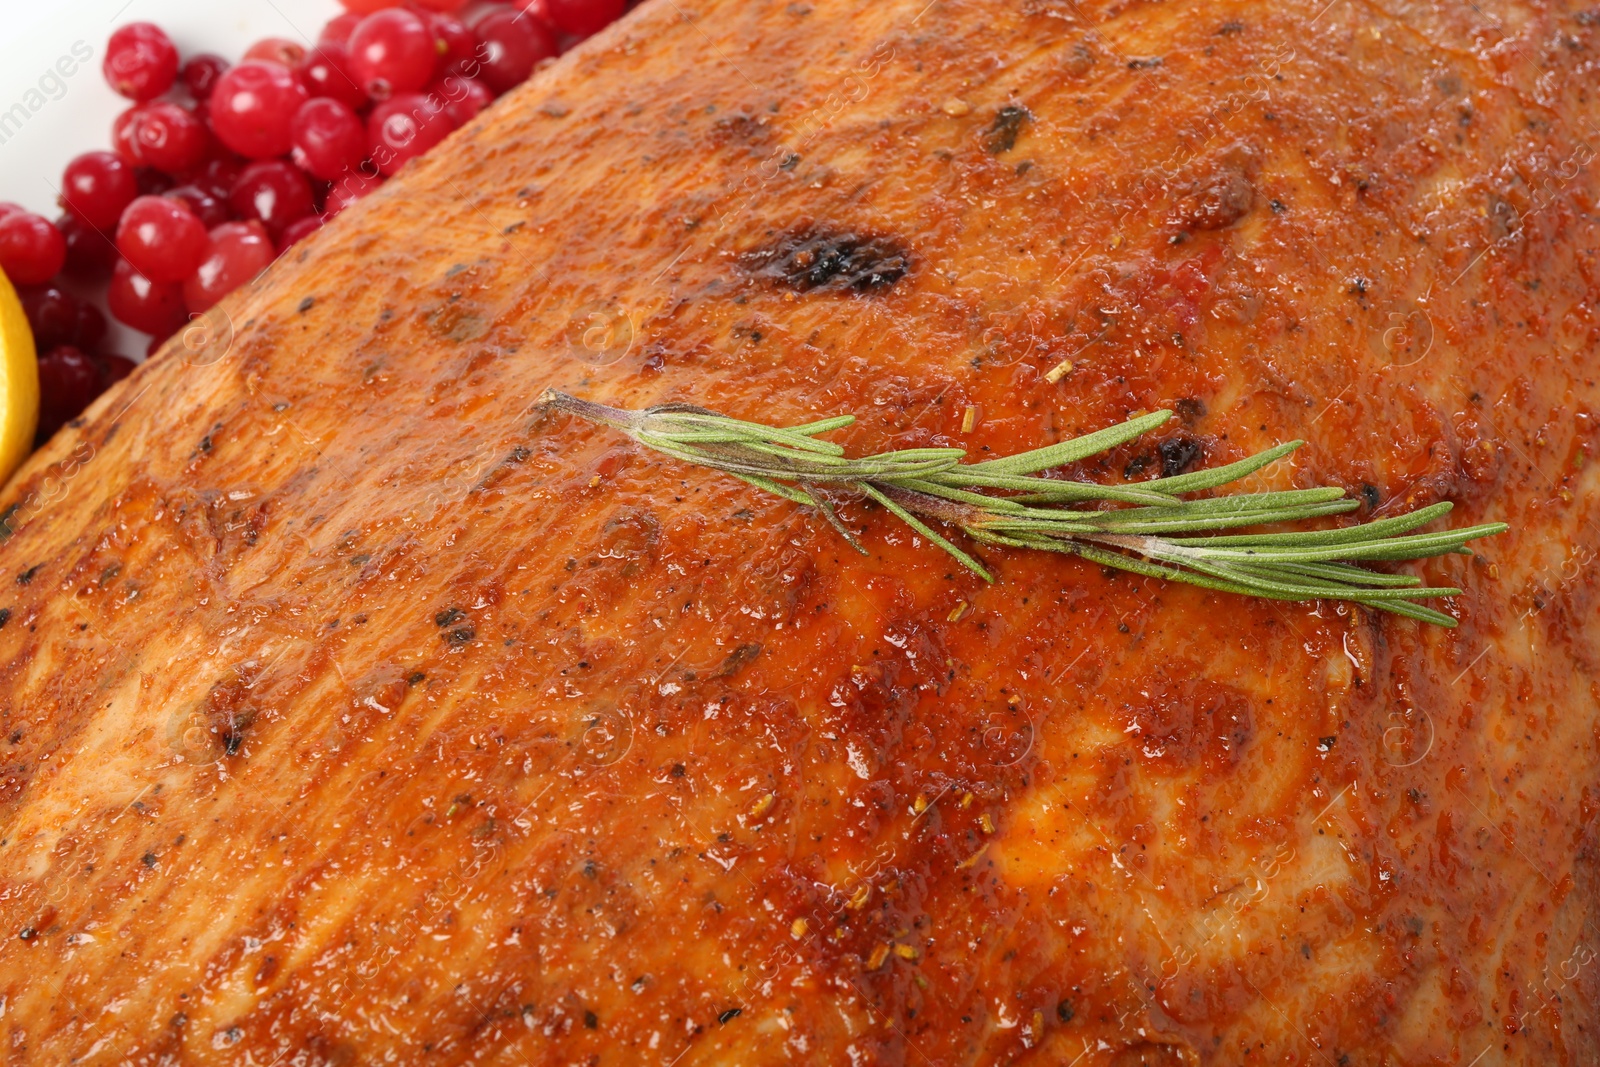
[541,390,1506,627]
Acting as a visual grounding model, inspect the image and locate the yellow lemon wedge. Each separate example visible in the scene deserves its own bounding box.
[0,267,40,485]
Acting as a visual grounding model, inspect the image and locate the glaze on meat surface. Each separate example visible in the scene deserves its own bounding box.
[1,0,1598,1062]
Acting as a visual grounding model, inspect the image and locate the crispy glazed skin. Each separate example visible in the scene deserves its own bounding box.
[1,0,1599,1062]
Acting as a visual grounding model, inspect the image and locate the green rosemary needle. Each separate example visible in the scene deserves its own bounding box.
[541,390,1506,627]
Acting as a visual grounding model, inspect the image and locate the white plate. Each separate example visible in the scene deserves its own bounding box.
[0,0,341,354]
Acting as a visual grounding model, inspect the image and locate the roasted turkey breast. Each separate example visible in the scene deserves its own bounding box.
[0,0,1597,1063]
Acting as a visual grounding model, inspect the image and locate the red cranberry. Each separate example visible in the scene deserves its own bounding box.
[368,93,454,175]
[104,22,180,101]
[100,354,138,387]
[349,9,438,99]
[229,160,315,235]
[117,196,209,283]
[36,346,104,441]
[545,0,623,37]
[434,74,493,125]
[244,38,307,67]
[323,170,384,218]
[475,9,556,93]
[411,0,472,9]
[321,12,365,45]
[428,12,479,75]
[60,151,139,231]
[182,54,231,101]
[277,215,325,253]
[73,302,108,351]
[0,203,21,222]
[462,3,515,29]
[57,214,119,279]
[166,184,232,228]
[184,221,275,313]
[195,156,246,200]
[339,0,401,11]
[112,106,145,164]
[109,258,188,335]
[290,98,368,180]
[208,61,310,159]
[18,285,79,350]
[296,43,369,110]
[0,213,67,285]
[132,103,210,177]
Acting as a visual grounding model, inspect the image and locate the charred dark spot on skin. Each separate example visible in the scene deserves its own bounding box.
[15,566,37,586]
[985,105,1031,154]
[713,643,763,679]
[709,112,772,148]
[1157,436,1203,477]
[205,673,260,759]
[742,227,910,294]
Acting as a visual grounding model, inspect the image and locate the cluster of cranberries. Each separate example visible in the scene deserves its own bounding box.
[0,0,630,444]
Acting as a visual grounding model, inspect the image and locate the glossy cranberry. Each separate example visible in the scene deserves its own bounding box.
[323,170,384,218]
[195,156,246,200]
[321,12,365,45]
[339,0,400,12]
[111,106,144,164]
[289,98,367,180]
[100,354,137,387]
[229,160,315,235]
[410,0,471,9]
[184,221,274,313]
[433,74,493,125]
[277,214,324,253]
[73,302,108,351]
[116,196,209,283]
[208,61,310,159]
[462,2,515,29]
[474,9,556,93]
[36,346,104,441]
[182,54,231,101]
[368,93,454,175]
[109,258,188,335]
[104,22,180,101]
[166,184,231,228]
[349,9,438,98]
[0,213,67,285]
[131,103,209,177]
[244,38,307,67]
[428,12,479,75]
[60,151,139,231]
[57,215,119,279]
[296,43,369,110]
[0,203,22,223]
[18,285,78,350]
[545,0,623,36]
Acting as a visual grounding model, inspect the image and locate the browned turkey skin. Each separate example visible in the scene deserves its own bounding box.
[0,0,1597,1063]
